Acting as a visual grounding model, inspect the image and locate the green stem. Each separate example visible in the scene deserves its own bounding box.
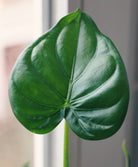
[122,140,130,167]
[63,120,69,167]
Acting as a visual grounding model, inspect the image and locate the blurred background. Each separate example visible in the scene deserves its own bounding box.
[0,0,34,166]
[0,0,137,167]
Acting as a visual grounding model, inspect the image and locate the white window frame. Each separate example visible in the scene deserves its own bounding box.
[33,1,69,167]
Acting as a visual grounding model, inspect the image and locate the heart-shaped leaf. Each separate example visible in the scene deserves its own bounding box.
[8,9,129,140]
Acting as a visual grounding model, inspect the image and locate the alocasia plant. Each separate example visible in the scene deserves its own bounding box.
[8,9,129,166]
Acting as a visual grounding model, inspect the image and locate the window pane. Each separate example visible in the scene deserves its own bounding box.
[0,0,36,166]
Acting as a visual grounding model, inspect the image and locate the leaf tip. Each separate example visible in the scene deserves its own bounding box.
[74,8,82,15]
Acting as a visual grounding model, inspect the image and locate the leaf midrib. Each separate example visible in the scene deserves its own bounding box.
[64,12,82,107]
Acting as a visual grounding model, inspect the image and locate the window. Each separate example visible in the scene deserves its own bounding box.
[0,0,36,166]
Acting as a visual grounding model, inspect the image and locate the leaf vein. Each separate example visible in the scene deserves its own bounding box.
[71,63,117,103]
[30,48,66,101]
[11,79,61,109]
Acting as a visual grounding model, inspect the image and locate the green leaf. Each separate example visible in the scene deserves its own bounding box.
[8,9,129,140]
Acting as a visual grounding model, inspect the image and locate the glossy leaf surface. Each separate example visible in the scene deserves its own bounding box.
[8,9,129,140]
